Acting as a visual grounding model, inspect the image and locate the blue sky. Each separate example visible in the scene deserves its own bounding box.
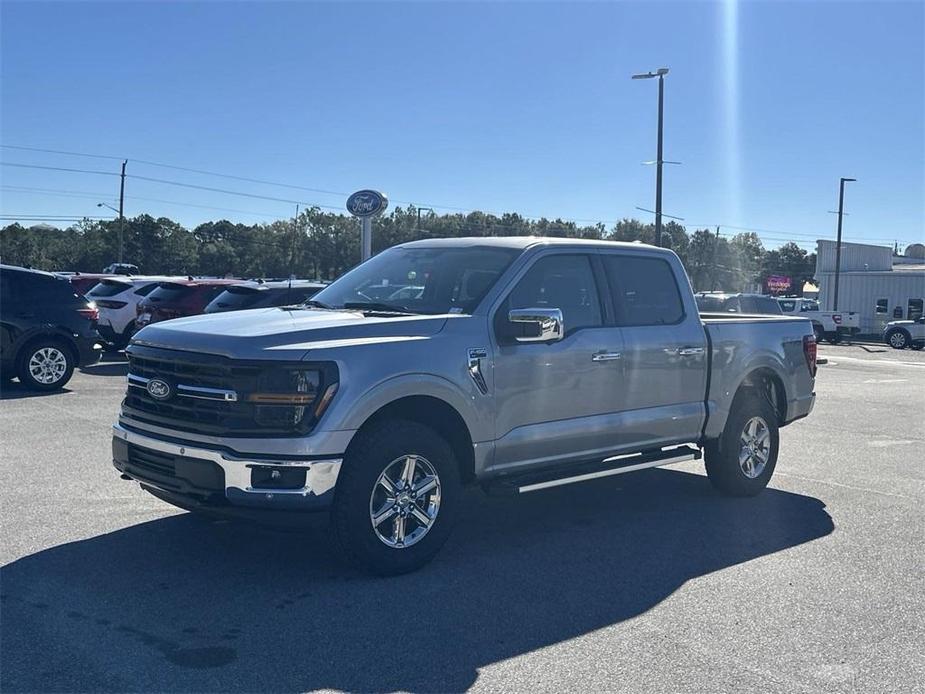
[1,0,923,251]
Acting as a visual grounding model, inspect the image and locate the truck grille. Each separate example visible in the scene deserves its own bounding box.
[119,441,225,497]
[121,345,331,437]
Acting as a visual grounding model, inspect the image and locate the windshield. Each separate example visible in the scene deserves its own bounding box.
[311,246,519,314]
[206,286,263,312]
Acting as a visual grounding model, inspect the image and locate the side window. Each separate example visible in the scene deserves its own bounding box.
[603,255,685,326]
[779,300,796,312]
[909,299,924,321]
[875,299,888,314]
[505,254,602,333]
[134,283,160,297]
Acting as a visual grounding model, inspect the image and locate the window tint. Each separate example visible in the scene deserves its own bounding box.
[738,296,758,313]
[758,297,783,315]
[133,282,161,297]
[604,255,684,326]
[909,299,924,321]
[507,254,602,332]
[146,283,194,302]
[875,298,888,314]
[89,279,132,297]
[695,295,724,312]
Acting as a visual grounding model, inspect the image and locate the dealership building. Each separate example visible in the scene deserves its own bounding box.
[815,240,925,335]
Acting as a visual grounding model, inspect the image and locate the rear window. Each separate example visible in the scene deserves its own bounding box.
[604,255,685,326]
[133,282,161,297]
[758,298,783,315]
[206,286,262,311]
[8,272,81,302]
[146,283,194,302]
[696,295,728,312]
[89,279,132,297]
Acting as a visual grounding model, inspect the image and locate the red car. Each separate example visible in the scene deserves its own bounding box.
[57,272,119,297]
[135,278,241,328]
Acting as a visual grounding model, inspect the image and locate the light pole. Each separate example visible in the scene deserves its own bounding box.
[832,177,856,311]
[97,200,124,263]
[632,67,669,247]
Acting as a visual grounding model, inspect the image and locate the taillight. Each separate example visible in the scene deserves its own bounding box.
[803,334,817,378]
[78,306,99,321]
[95,300,127,309]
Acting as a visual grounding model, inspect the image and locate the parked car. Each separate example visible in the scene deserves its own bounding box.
[882,316,925,350]
[58,272,119,297]
[87,276,184,348]
[776,297,860,344]
[113,238,817,575]
[204,279,327,314]
[1,264,103,390]
[695,292,783,315]
[102,262,140,275]
[135,278,241,328]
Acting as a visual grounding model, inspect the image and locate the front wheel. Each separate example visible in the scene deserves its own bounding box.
[705,390,779,496]
[17,341,75,391]
[330,420,461,575]
[886,329,909,349]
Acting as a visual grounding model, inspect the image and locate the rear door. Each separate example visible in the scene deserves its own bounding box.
[600,251,708,448]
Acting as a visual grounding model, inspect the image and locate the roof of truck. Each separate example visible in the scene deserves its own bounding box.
[399,236,668,252]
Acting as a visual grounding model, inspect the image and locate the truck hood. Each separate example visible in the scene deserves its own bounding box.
[130,307,450,359]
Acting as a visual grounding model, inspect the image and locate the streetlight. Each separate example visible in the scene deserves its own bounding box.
[832,177,856,311]
[632,67,669,247]
[97,201,125,263]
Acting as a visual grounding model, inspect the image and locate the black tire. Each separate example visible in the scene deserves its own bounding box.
[330,419,462,575]
[17,339,75,391]
[885,328,910,350]
[824,331,840,345]
[705,390,779,496]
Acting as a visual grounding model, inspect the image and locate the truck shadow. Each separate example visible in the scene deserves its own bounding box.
[0,468,833,692]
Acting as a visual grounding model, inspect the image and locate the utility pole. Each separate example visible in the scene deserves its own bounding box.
[416,206,434,234]
[118,160,127,263]
[632,67,669,247]
[711,226,721,291]
[832,177,856,311]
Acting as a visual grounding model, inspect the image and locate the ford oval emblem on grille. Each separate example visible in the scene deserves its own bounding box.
[146,378,171,400]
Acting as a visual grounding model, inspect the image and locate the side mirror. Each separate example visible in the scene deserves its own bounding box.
[507,307,564,343]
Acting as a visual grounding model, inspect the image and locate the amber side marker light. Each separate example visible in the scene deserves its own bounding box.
[314,383,339,417]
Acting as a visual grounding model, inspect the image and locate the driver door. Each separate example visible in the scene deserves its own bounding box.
[490,252,625,473]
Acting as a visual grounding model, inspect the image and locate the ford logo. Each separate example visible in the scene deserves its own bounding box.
[346,189,389,218]
[146,378,171,400]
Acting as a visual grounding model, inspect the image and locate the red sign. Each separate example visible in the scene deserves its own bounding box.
[766,275,791,294]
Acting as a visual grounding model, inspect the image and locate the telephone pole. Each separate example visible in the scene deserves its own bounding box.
[632,67,669,247]
[832,177,856,311]
[118,160,127,263]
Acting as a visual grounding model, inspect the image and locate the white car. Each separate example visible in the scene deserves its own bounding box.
[86,276,183,348]
[883,317,925,350]
[776,297,860,344]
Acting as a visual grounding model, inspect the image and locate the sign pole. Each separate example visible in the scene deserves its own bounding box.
[361,217,372,261]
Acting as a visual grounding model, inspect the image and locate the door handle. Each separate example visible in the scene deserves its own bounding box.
[592,351,622,362]
[677,347,705,356]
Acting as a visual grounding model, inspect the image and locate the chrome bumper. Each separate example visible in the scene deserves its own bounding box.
[112,423,342,510]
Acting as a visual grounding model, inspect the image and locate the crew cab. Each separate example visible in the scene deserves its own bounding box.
[776,297,860,344]
[112,238,816,574]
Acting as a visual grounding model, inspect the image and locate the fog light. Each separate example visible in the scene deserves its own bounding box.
[250,466,306,490]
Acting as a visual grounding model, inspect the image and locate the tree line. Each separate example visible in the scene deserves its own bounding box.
[0,206,817,293]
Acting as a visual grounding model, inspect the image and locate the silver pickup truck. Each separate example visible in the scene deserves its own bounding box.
[112,237,816,574]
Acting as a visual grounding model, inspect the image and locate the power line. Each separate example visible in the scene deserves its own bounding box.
[1,161,118,176]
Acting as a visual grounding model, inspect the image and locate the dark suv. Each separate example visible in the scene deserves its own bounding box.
[1,265,103,390]
[204,279,326,313]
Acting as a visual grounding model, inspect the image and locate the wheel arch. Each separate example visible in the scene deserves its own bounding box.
[350,395,477,484]
[737,367,787,425]
[16,329,80,368]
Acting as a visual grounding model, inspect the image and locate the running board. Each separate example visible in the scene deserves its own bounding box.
[485,445,701,496]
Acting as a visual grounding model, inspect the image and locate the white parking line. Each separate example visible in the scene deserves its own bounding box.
[822,355,925,368]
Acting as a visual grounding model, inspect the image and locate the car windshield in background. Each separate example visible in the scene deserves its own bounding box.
[311,246,519,314]
[206,286,263,312]
[146,283,193,302]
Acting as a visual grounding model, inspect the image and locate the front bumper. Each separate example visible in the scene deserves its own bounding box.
[76,334,104,367]
[112,423,342,512]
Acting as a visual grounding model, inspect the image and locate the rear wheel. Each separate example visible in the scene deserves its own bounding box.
[705,390,779,496]
[330,419,461,575]
[886,329,910,349]
[17,340,75,391]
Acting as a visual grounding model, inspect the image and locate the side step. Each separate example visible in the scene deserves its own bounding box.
[484,445,701,496]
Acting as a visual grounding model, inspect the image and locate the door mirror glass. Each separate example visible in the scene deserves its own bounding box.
[507,307,564,343]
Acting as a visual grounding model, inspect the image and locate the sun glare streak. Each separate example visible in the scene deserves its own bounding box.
[722,0,742,226]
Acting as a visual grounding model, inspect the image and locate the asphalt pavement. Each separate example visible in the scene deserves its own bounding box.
[1,345,923,693]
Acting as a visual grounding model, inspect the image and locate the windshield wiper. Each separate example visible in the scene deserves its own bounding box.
[301,299,334,309]
[343,301,417,314]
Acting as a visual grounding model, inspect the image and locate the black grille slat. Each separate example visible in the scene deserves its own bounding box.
[124,443,224,496]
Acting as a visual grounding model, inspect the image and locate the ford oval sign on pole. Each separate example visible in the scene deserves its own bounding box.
[347,190,389,261]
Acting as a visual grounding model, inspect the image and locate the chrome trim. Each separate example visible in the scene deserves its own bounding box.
[508,307,564,343]
[113,423,342,498]
[677,347,705,356]
[517,452,695,493]
[467,348,489,395]
[126,373,238,402]
[591,351,622,362]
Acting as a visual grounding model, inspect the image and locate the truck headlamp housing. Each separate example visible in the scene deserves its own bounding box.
[248,364,338,432]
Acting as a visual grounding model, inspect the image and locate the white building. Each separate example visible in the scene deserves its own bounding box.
[815,240,925,335]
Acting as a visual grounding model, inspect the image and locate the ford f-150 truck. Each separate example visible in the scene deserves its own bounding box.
[112,238,817,574]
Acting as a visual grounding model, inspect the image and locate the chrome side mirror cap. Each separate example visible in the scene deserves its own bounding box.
[508,307,564,343]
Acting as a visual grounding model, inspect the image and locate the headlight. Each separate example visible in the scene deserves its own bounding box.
[248,369,320,404]
[247,366,338,432]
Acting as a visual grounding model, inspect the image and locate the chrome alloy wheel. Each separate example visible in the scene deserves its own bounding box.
[369,454,442,548]
[739,416,771,479]
[889,331,907,348]
[28,347,68,385]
